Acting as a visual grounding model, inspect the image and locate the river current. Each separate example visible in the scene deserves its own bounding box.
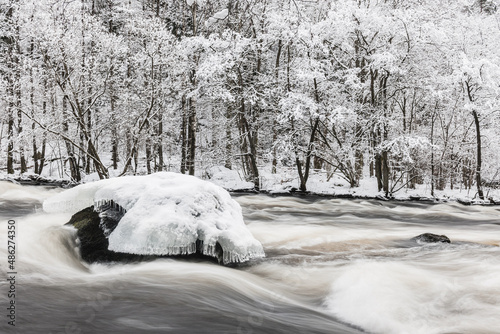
[1,182,499,334]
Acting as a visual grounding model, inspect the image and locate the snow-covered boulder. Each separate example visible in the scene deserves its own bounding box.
[44,172,265,264]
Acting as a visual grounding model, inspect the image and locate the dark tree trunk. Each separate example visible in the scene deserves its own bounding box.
[472,109,484,199]
[62,95,81,182]
[430,110,435,197]
[187,96,196,176]
[14,27,26,173]
[146,137,152,174]
[299,117,320,192]
[85,88,93,175]
[354,148,363,187]
[157,114,164,171]
[465,80,484,200]
[238,112,249,177]
[37,79,50,176]
[225,106,232,170]
[7,110,14,174]
[241,113,260,190]
[382,150,389,196]
[375,151,383,191]
[271,40,283,174]
[110,110,118,170]
[180,96,187,174]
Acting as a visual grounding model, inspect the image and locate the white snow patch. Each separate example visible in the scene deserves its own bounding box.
[43,172,265,264]
[213,9,228,20]
[205,166,254,190]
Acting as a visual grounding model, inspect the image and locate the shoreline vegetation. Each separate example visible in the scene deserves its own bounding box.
[2,171,498,206]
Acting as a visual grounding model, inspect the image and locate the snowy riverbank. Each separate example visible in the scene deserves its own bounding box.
[2,166,500,206]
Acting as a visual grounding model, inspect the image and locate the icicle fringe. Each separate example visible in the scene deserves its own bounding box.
[110,242,198,257]
[111,239,265,264]
[94,199,127,214]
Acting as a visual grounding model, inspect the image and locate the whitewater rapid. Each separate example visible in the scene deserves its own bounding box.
[1,182,500,333]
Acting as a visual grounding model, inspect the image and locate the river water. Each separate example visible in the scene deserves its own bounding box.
[1,182,499,334]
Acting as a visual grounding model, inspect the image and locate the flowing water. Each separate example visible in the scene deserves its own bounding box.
[1,182,500,334]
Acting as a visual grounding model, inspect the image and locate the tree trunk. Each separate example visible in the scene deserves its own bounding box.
[465,80,484,200]
[187,95,196,176]
[146,136,152,174]
[354,147,363,187]
[157,114,164,171]
[241,113,260,190]
[185,4,198,176]
[7,108,14,174]
[375,151,383,191]
[85,86,93,175]
[430,110,435,197]
[36,81,47,175]
[180,95,187,174]
[238,112,249,177]
[225,106,232,170]
[62,94,81,182]
[110,98,118,170]
[271,40,283,174]
[296,78,322,192]
[382,151,389,196]
[86,139,108,179]
[14,24,26,173]
[31,80,38,174]
[472,109,484,199]
[301,118,320,192]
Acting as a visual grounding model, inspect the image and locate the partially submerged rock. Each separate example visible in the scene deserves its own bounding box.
[45,172,265,265]
[411,233,451,244]
[66,206,152,263]
[65,205,223,264]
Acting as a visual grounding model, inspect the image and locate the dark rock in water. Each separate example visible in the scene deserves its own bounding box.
[411,233,451,244]
[65,206,151,263]
[65,206,223,264]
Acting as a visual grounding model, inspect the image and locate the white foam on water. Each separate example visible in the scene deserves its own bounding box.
[0,181,61,202]
[324,256,500,334]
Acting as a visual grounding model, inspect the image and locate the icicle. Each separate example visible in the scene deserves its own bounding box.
[94,198,127,215]
[118,243,198,256]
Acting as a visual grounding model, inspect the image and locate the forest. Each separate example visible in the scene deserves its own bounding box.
[1,0,499,198]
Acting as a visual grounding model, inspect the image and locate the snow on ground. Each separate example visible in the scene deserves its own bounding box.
[43,172,265,264]
[205,166,254,190]
[209,166,500,204]
[2,162,500,205]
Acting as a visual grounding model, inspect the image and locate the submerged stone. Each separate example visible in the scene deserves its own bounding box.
[411,233,451,244]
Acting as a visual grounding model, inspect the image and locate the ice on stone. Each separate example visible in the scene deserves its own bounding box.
[43,172,265,264]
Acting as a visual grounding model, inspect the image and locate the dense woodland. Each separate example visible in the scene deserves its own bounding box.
[1,0,500,197]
